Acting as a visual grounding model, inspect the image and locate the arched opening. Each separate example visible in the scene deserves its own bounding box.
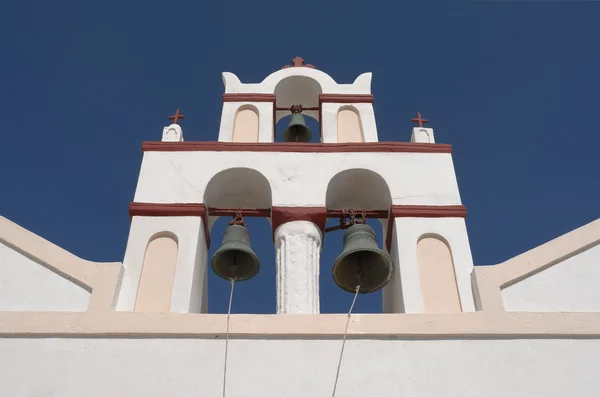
[322,169,393,313]
[135,232,179,313]
[274,76,322,143]
[232,105,259,143]
[325,169,392,211]
[337,106,364,143]
[204,168,272,213]
[204,168,275,314]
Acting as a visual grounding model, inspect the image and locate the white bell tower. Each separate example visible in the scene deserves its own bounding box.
[117,57,476,314]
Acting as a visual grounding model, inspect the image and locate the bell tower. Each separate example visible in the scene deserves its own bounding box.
[119,57,476,315]
[218,56,378,143]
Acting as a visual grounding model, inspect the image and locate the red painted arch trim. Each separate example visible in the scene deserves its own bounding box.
[385,205,467,251]
[128,202,211,249]
[222,93,276,102]
[142,141,452,154]
[319,94,374,103]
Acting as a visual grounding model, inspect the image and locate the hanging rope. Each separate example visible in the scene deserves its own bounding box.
[222,274,236,397]
[331,283,361,397]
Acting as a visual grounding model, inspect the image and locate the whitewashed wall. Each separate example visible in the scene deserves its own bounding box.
[1,337,598,397]
[502,243,600,312]
[134,151,461,207]
[0,241,90,311]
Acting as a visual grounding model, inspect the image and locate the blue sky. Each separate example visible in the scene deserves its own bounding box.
[1,1,599,314]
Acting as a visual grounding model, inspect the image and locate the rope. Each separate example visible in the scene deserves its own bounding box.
[331,284,360,397]
[222,278,235,397]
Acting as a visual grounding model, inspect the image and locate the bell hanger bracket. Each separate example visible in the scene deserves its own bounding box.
[208,207,271,218]
[228,207,246,227]
[275,104,320,112]
[325,209,368,233]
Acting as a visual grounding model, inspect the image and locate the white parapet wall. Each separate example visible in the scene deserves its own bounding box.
[0,241,90,312]
[502,242,600,312]
[1,336,599,396]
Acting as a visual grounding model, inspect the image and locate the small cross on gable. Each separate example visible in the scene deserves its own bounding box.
[281,56,316,69]
[292,57,305,67]
[411,112,429,128]
[168,109,185,125]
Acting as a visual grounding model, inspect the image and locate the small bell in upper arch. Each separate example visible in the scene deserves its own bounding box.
[283,105,312,143]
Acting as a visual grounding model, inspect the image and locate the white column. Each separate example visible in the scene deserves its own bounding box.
[274,221,322,314]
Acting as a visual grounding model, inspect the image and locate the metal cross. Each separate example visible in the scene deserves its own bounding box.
[411,112,428,127]
[168,109,185,124]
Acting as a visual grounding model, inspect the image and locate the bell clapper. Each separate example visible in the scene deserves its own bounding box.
[229,252,238,282]
[355,253,364,291]
[356,265,364,292]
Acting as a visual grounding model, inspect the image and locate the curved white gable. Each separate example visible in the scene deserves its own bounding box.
[222,69,372,95]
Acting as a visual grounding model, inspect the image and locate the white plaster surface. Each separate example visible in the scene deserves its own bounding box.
[161,124,183,142]
[275,221,322,314]
[410,127,435,143]
[0,241,90,311]
[116,216,207,313]
[134,151,461,208]
[384,218,475,313]
[502,243,600,312]
[1,337,598,396]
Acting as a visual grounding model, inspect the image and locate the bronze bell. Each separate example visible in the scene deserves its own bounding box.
[332,223,394,294]
[283,108,312,142]
[211,224,260,281]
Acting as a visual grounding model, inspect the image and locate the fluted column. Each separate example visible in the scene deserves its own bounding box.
[274,221,322,314]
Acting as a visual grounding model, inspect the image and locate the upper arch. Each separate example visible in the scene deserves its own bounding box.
[325,169,392,211]
[204,167,272,209]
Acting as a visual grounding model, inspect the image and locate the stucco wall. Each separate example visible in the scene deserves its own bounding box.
[1,337,598,396]
[0,241,90,311]
[502,243,600,312]
[134,151,461,207]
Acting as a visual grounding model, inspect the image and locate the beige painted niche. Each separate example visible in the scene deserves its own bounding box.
[232,106,259,142]
[417,236,462,313]
[135,233,179,312]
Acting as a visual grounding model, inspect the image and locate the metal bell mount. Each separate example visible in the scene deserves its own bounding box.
[210,209,260,281]
[331,211,394,294]
[283,105,312,143]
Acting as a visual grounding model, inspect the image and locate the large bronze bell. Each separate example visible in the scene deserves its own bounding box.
[283,112,312,142]
[211,224,260,281]
[332,223,394,294]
